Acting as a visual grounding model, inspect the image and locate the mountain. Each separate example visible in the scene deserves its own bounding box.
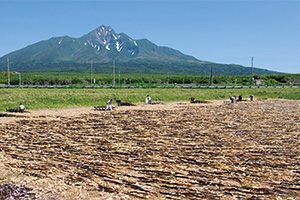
[0,25,280,76]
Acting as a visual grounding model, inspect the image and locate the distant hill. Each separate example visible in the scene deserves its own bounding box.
[0,25,280,76]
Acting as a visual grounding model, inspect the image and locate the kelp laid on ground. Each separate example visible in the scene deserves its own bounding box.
[0,99,299,199]
[0,183,35,199]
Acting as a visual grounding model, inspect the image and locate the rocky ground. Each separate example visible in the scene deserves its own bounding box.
[0,99,299,199]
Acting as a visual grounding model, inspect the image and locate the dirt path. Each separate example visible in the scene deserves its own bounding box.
[1,100,224,124]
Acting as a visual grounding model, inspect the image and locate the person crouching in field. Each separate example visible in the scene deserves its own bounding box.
[19,103,25,113]
[105,98,113,111]
[145,95,151,104]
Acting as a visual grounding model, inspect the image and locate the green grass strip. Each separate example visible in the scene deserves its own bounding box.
[0,88,299,111]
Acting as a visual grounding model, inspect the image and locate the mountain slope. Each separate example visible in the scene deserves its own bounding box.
[0,25,280,75]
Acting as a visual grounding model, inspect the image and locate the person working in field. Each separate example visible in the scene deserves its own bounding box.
[19,103,25,113]
[145,95,151,104]
[105,98,113,111]
[230,96,236,104]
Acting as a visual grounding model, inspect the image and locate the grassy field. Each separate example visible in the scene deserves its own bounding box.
[0,87,299,111]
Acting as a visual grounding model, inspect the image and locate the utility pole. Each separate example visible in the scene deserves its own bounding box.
[113,58,115,85]
[251,57,254,84]
[90,60,93,86]
[15,72,21,86]
[118,70,120,87]
[7,58,10,85]
[210,63,213,85]
[19,73,21,86]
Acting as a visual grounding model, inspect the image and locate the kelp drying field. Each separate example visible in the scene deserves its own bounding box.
[0,99,299,199]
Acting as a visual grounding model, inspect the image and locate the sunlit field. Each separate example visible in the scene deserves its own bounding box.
[0,87,299,111]
[1,98,299,199]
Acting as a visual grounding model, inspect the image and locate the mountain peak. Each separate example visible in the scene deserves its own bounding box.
[79,25,140,55]
[100,25,112,30]
[94,25,113,36]
[0,25,280,75]
[89,25,113,46]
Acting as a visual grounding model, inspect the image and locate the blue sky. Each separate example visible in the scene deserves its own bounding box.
[0,0,299,74]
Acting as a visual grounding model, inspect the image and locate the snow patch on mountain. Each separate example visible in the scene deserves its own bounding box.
[129,38,138,46]
[113,33,120,40]
[116,41,123,52]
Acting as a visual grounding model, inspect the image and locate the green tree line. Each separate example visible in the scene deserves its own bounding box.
[0,71,299,86]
